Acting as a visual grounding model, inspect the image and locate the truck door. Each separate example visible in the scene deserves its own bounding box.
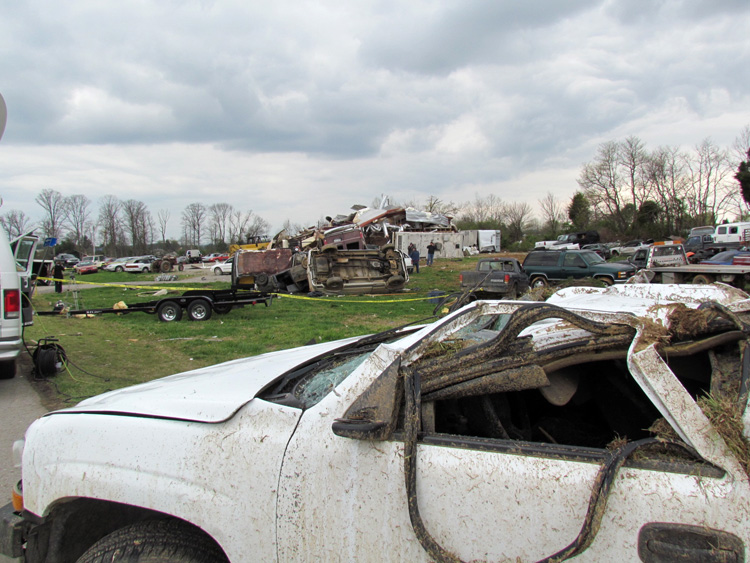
[561,252,588,279]
[10,234,39,326]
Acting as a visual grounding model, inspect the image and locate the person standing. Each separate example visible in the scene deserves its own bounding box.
[53,261,64,294]
[409,245,420,274]
[426,241,437,266]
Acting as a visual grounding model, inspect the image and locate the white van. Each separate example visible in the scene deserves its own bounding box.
[0,230,39,378]
[712,222,750,245]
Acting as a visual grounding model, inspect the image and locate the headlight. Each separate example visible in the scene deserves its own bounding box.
[12,439,24,469]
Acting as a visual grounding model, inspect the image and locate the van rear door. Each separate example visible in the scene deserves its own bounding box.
[10,234,39,326]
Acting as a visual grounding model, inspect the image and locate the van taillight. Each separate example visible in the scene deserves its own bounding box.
[4,289,20,319]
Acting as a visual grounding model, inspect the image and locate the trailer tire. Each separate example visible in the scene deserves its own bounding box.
[157,301,183,322]
[692,274,714,284]
[213,304,232,314]
[187,299,213,321]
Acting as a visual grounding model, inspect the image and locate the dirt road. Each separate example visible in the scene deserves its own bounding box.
[0,355,47,562]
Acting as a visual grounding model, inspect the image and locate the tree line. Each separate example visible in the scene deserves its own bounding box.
[2,125,749,255]
[0,190,270,257]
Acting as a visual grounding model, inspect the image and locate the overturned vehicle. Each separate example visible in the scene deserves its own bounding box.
[307,243,409,294]
[3,284,750,562]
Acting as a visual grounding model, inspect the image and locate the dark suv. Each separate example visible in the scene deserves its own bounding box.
[522,249,636,288]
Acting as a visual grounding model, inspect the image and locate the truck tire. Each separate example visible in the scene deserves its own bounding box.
[595,276,614,286]
[157,301,183,322]
[187,299,213,321]
[76,519,228,563]
[386,275,405,290]
[325,276,344,291]
[530,276,548,289]
[692,274,714,284]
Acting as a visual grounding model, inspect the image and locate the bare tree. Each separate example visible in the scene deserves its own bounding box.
[503,202,533,243]
[122,199,151,254]
[684,139,733,225]
[208,203,233,245]
[0,210,32,238]
[98,195,124,256]
[246,214,270,240]
[157,209,170,244]
[35,189,66,239]
[63,194,91,252]
[458,194,504,226]
[181,203,207,247]
[644,146,688,234]
[538,192,565,235]
[578,141,629,232]
[618,136,651,232]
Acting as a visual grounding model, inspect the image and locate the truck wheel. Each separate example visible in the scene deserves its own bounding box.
[595,276,614,286]
[692,274,713,284]
[157,301,183,322]
[530,276,548,289]
[0,360,16,380]
[76,519,228,563]
[386,275,405,290]
[187,299,213,321]
[325,276,344,291]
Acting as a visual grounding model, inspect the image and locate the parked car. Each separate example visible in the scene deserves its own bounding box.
[53,253,79,268]
[608,240,647,257]
[699,249,745,265]
[213,257,234,276]
[73,261,99,275]
[102,257,132,272]
[202,253,226,263]
[522,249,636,288]
[4,284,750,562]
[123,257,154,273]
[581,243,611,260]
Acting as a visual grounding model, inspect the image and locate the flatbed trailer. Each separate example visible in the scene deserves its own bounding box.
[39,288,273,322]
[645,263,750,286]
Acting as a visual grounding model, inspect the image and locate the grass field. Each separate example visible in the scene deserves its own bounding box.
[25,255,491,408]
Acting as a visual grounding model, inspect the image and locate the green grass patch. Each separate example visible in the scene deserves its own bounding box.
[26,256,484,406]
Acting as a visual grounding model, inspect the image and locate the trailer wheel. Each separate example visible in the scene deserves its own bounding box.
[157,301,183,322]
[692,274,714,284]
[187,299,213,321]
[213,304,232,314]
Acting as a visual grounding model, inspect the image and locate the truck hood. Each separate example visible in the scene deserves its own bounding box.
[52,337,364,423]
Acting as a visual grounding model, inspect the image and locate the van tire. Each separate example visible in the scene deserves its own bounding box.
[0,360,15,380]
[386,275,405,290]
[76,519,228,563]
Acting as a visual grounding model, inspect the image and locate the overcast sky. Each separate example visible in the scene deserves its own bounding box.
[1,0,749,237]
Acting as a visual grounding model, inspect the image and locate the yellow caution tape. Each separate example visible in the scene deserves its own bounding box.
[38,277,438,303]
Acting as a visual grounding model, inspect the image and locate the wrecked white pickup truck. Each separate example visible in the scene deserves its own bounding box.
[3,284,750,562]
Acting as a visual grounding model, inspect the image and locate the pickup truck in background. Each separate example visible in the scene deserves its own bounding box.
[522,249,636,288]
[533,230,599,251]
[459,257,528,298]
[629,242,750,286]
